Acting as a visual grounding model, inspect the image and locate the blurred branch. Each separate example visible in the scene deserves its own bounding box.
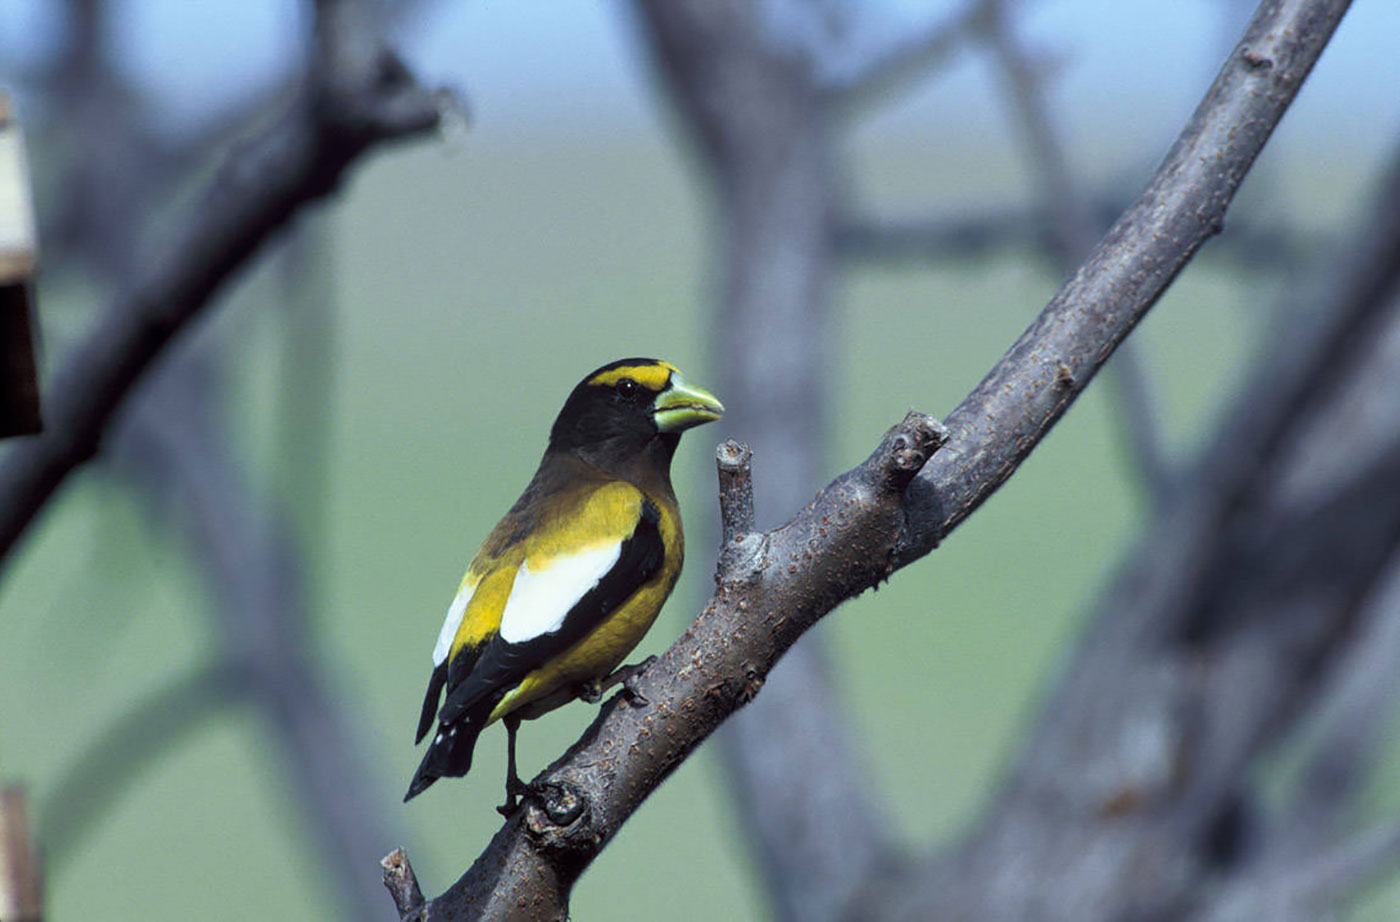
[7,0,448,916]
[400,2,1349,919]
[1267,550,1400,863]
[836,196,1313,272]
[0,787,42,922]
[39,662,244,874]
[827,0,992,114]
[979,0,1090,268]
[113,336,397,922]
[0,0,452,571]
[1196,819,1400,922]
[981,0,1171,499]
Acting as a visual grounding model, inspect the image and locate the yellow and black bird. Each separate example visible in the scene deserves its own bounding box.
[405,358,723,805]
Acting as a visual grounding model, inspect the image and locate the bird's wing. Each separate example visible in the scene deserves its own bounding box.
[435,482,664,727]
[413,561,519,743]
[413,493,539,744]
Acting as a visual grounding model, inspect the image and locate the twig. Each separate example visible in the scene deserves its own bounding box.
[381,848,426,919]
[0,787,42,922]
[716,439,755,545]
[0,0,452,570]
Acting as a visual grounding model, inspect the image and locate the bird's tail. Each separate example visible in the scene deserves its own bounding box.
[404,716,484,801]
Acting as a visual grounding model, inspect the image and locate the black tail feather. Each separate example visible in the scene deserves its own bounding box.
[404,717,484,801]
[414,661,449,745]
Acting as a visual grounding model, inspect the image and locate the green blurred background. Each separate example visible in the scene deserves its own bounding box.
[4,1,1400,919]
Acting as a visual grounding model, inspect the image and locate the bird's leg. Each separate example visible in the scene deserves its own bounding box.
[597,655,657,707]
[576,679,604,704]
[496,714,531,816]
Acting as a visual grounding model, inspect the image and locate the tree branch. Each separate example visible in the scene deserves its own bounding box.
[0,0,451,570]
[827,0,993,114]
[391,2,1349,919]
[716,439,755,545]
[1270,551,1400,861]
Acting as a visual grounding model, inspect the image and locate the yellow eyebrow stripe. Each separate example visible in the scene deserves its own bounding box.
[587,362,677,391]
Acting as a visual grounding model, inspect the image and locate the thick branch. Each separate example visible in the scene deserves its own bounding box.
[0,0,449,569]
[400,2,1348,919]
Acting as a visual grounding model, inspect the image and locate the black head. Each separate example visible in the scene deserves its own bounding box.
[548,358,723,468]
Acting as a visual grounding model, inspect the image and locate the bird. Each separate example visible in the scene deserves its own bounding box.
[404,358,724,808]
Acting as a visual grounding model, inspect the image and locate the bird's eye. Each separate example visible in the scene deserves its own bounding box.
[617,378,640,400]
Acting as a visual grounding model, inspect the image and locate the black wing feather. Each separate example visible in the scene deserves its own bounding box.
[436,498,664,726]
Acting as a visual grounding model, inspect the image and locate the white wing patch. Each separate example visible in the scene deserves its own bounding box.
[499,542,622,644]
[433,575,480,666]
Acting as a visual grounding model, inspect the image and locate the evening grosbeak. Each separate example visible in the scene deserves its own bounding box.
[405,358,724,807]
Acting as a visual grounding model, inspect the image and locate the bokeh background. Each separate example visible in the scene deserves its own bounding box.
[3,1,1400,919]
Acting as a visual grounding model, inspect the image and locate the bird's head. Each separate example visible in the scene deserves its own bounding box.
[548,358,724,467]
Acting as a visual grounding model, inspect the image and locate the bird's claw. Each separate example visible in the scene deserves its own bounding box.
[617,655,657,707]
[576,680,604,705]
[497,776,537,817]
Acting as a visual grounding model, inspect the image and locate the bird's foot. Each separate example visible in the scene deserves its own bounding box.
[496,775,537,817]
[576,679,604,705]
[608,655,657,708]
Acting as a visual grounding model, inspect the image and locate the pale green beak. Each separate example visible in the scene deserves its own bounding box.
[653,374,724,433]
